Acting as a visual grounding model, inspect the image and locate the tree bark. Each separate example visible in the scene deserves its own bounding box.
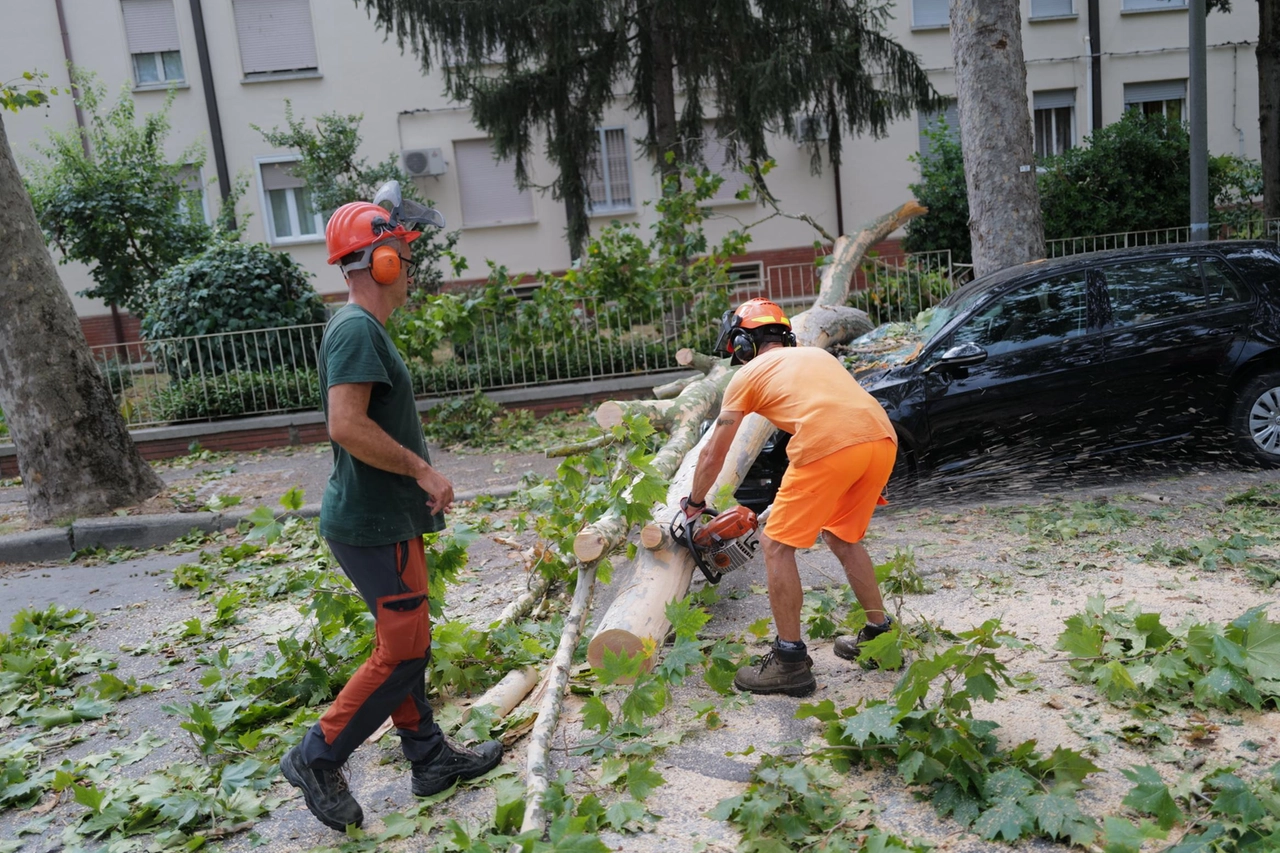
[585,203,928,674]
[950,0,1046,277]
[1261,0,1280,220]
[648,1,681,182]
[0,114,162,522]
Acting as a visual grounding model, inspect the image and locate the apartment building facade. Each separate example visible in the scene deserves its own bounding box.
[1,0,1262,343]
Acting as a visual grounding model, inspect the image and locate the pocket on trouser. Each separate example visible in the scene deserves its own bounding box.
[375,590,432,662]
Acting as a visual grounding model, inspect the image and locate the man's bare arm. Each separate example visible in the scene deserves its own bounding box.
[328,383,454,514]
[687,410,745,509]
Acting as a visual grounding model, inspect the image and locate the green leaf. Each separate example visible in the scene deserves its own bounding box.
[664,597,711,640]
[1120,765,1182,830]
[1101,816,1167,853]
[1243,613,1280,682]
[581,696,613,732]
[973,798,1033,841]
[1206,772,1265,823]
[839,702,899,746]
[1026,791,1097,845]
[595,646,647,686]
[73,782,106,813]
[279,486,306,511]
[625,760,665,801]
[492,777,525,834]
[604,799,647,831]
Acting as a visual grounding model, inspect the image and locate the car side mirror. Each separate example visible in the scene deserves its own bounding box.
[923,341,988,374]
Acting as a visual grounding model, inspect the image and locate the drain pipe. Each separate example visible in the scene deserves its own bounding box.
[1087,0,1102,132]
[188,0,234,227]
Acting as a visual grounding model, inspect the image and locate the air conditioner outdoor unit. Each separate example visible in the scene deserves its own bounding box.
[402,147,447,177]
[794,114,830,143]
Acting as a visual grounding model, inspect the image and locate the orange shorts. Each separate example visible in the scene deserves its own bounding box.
[764,437,896,548]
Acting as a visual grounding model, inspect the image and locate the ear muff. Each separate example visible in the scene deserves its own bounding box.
[370,244,402,285]
[782,330,797,347]
[729,329,757,363]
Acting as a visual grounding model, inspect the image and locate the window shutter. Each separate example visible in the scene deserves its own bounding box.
[587,128,632,210]
[1034,89,1076,111]
[912,0,950,27]
[1124,79,1187,104]
[121,0,180,54]
[1030,0,1074,16]
[232,0,318,75]
[454,139,534,227]
[260,161,304,191]
[917,100,960,161]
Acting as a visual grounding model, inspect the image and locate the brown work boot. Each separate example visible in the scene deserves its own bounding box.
[733,642,816,697]
[833,615,895,666]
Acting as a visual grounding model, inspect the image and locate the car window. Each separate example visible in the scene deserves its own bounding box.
[1202,257,1250,306]
[1101,257,1204,326]
[950,273,1089,356]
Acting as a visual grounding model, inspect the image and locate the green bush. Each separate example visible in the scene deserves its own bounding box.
[903,123,972,264]
[93,356,135,397]
[155,369,321,421]
[141,241,328,379]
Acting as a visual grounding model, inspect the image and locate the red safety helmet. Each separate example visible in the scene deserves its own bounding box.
[714,298,796,363]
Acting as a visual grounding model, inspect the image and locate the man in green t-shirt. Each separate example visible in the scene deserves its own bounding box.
[279,183,502,832]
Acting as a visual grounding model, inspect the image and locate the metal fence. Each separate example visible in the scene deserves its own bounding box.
[1045,217,1280,258]
[91,287,735,428]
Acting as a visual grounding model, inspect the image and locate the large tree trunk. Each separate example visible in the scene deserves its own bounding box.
[950,0,1045,277]
[648,0,682,182]
[1262,0,1280,221]
[0,114,162,522]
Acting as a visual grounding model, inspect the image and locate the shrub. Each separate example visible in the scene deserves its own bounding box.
[154,368,321,421]
[141,241,328,379]
[903,123,971,264]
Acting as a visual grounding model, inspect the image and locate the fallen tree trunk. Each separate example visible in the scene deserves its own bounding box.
[585,202,928,673]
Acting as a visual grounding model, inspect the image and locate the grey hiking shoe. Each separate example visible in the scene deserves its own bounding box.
[279,744,363,832]
[411,737,504,797]
[833,615,896,665]
[733,645,816,696]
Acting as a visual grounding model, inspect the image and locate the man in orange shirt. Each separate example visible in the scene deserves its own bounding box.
[681,298,898,696]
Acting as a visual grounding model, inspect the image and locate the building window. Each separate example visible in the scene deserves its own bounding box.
[912,0,950,28]
[1124,80,1186,122]
[258,159,321,243]
[1033,90,1075,157]
[917,100,960,162]
[232,0,319,78]
[586,128,633,214]
[121,0,184,86]
[1030,0,1074,17]
[701,130,752,204]
[453,139,535,228]
[175,165,209,224]
[1122,0,1187,10]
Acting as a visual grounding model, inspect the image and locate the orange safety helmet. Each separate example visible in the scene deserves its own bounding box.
[325,201,421,266]
[714,298,796,363]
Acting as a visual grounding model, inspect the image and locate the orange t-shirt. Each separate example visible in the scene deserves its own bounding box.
[721,346,896,468]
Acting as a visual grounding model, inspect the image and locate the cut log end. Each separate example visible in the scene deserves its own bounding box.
[639,522,670,551]
[586,628,656,678]
[594,401,626,430]
[572,531,608,563]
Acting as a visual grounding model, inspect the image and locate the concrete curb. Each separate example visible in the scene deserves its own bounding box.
[0,484,523,565]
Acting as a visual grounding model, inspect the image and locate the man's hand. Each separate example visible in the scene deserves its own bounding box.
[680,496,707,519]
[416,465,455,515]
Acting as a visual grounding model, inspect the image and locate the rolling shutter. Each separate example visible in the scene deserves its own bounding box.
[1030,0,1074,17]
[454,139,535,227]
[1034,89,1076,111]
[232,0,318,75]
[1124,79,1187,105]
[260,161,304,191]
[121,0,180,54]
[912,0,950,27]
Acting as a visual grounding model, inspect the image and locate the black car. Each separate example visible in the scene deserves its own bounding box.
[736,240,1280,510]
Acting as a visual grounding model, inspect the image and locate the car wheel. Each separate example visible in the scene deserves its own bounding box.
[1231,371,1280,467]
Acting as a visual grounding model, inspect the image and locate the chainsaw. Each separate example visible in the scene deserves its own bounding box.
[670,503,763,584]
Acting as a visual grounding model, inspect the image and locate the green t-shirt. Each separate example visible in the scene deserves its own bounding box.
[317,304,444,546]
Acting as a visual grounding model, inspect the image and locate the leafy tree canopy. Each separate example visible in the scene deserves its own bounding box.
[357,0,941,255]
[23,73,221,315]
[255,105,460,294]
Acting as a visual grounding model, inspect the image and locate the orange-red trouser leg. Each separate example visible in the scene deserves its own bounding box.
[298,537,443,769]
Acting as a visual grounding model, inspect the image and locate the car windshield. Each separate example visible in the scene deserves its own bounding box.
[920,284,989,344]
